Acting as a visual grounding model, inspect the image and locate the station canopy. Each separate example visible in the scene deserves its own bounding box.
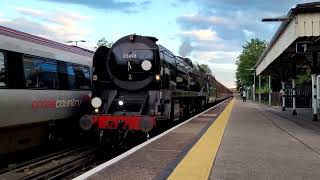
[255,2,320,77]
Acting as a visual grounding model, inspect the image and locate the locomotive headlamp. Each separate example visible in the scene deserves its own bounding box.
[118,100,124,106]
[95,108,99,113]
[118,96,125,106]
[93,75,98,81]
[155,74,160,81]
[91,97,102,108]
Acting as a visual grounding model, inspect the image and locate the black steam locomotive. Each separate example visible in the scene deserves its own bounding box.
[79,35,231,141]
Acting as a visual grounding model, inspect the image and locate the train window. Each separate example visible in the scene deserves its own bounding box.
[0,52,6,87]
[23,56,59,89]
[57,61,68,90]
[67,64,76,89]
[68,64,91,90]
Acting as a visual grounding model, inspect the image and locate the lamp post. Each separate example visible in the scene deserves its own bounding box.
[66,40,86,46]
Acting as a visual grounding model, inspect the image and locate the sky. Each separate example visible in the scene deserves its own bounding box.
[0,0,315,88]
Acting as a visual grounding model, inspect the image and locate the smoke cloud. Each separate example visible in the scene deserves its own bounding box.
[179,39,193,57]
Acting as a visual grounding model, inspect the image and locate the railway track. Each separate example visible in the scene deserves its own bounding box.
[0,146,99,180]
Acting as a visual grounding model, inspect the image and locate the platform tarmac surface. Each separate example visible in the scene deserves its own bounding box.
[210,99,320,180]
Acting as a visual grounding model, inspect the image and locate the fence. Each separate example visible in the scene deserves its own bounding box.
[258,85,311,108]
[260,92,282,106]
[285,84,311,108]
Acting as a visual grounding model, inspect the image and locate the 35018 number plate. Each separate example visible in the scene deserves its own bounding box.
[123,53,137,59]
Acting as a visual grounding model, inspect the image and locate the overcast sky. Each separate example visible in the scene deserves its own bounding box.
[0,0,315,88]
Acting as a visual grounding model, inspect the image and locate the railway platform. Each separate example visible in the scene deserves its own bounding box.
[210,100,320,180]
[74,98,320,180]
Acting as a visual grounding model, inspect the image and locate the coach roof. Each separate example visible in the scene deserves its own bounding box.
[0,25,94,57]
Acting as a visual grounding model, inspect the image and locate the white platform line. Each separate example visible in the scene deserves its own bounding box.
[73,98,230,180]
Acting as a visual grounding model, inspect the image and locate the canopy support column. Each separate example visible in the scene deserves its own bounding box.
[312,51,318,121]
[269,75,272,106]
[253,72,256,101]
[312,74,317,121]
[258,75,261,103]
[292,79,297,115]
[292,57,297,115]
[281,81,286,111]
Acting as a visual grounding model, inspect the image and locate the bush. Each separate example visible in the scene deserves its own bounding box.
[256,86,270,94]
[296,74,311,85]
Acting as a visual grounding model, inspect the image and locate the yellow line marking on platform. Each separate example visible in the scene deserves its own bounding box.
[168,99,235,180]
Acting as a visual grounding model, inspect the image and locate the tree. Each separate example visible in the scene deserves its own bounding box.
[96,37,113,48]
[235,38,267,90]
[196,63,212,74]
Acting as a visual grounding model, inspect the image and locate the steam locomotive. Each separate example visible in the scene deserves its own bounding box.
[80,35,232,142]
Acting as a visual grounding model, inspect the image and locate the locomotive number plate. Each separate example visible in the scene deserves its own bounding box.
[123,53,137,59]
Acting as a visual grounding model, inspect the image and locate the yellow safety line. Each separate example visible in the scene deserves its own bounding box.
[168,99,235,180]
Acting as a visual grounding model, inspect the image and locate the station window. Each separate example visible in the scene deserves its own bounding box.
[23,56,59,89]
[0,52,6,87]
[67,64,91,90]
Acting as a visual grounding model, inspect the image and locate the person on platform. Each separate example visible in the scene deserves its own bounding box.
[242,91,247,102]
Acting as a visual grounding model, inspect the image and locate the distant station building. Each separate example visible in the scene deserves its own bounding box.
[254,2,320,120]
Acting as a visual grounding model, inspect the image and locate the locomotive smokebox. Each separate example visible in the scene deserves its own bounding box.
[104,35,160,90]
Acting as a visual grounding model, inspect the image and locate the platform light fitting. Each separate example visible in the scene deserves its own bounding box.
[261,16,291,22]
[66,40,87,46]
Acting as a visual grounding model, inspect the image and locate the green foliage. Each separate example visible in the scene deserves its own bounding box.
[296,73,311,85]
[256,85,270,94]
[96,37,113,48]
[196,63,212,74]
[236,38,267,90]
